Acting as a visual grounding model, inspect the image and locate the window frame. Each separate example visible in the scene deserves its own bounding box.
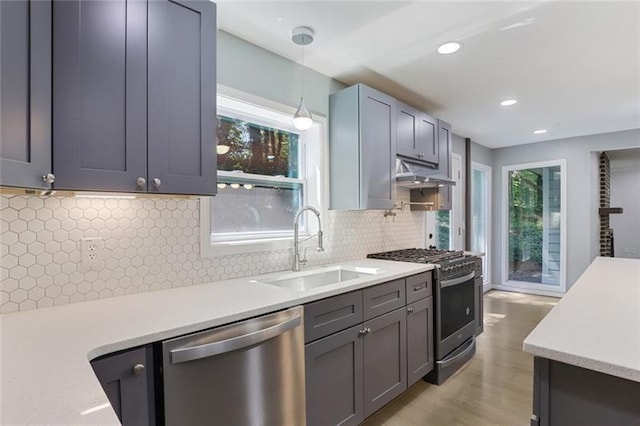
[471,161,492,286]
[499,159,567,295]
[200,87,326,257]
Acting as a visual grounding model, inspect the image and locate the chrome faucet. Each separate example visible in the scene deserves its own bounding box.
[292,206,324,271]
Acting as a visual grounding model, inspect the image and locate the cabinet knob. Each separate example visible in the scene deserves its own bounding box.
[418,153,424,159]
[358,328,371,336]
[132,363,145,376]
[41,173,55,184]
[407,307,414,314]
[152,178,161,188]
[136,177,146,187]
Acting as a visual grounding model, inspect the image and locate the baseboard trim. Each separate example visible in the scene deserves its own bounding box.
[491,284,563,298]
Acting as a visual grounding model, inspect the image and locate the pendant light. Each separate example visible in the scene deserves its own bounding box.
[291,26,314,130]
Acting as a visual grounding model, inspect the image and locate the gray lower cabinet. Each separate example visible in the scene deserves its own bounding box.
[329,84,396,210]
[0,0,52,189]
[407,296,434,386]
[305,324,364,426]
[53,0,216,195]
[305,272,433,425]
[475,277,483,336]
[91,346,155,426]
[363,307,407,418]
[531,357,640,426]
[474,258,484,336]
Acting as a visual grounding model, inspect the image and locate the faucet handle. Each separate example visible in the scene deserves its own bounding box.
[317,230,324,252]
[299,247,309,265]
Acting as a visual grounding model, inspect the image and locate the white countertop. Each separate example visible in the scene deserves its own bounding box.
[0,258,430,425]
[524,256,640,383]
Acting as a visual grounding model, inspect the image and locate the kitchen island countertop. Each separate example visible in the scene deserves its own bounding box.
[0,258,431,425]
[523,256,640,382]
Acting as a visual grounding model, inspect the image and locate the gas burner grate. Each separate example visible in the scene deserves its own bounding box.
[367,248,466,264]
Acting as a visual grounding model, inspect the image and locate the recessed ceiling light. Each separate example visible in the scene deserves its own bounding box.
[500,99,518,107]
[437,42,461,55]
[533,129,548,134]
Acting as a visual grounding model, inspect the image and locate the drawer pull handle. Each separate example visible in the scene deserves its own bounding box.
[413,285,424,291]
[358,328,371,336]
[407,307,414,314]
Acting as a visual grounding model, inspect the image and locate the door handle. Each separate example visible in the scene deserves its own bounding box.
[170,313,301,364]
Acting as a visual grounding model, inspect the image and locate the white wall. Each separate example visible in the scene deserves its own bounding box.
[609,150,640,258]
[492,129,640,290]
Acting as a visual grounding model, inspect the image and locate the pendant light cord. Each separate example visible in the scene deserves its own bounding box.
[300,43,305,99]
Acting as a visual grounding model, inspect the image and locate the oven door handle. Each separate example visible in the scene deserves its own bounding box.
[436,336,475,367]
[440,271,475,288]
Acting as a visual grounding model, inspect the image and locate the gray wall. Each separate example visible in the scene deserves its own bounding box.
[217,30,346,117]
[492,128,640,290]
[609,151,640,259]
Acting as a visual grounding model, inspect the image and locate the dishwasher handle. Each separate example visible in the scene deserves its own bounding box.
[170,313,301,364]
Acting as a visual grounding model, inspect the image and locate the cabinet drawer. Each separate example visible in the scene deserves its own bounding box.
[405,272,432,304]
[304,291,363,343]
[363,279,406,321]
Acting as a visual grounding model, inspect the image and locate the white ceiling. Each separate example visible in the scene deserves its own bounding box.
[216,1,640,148]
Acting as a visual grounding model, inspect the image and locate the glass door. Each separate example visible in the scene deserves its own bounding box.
[501,160,566,295]
[471,162,491,284]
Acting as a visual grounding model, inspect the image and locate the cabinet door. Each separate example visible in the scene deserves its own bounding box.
[53,0,147,192]
[91,346,155,426]
[0,0,51,189]
[305,324,364,426]
[417,113,438,164]
[438,186,452,211]
[147,0,216,195]
[359,85,396,209]
[396,102,419,159]
[407,297,434,386]
[363,308,407,417]
[437,119,452,179]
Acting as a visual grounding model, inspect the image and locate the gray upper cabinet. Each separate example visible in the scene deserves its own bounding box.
[147,0,216,195]
[329,84,396,210]
[397,101,438,165]
[53,0,216,195]
[0,0,52,189]
[53,0,147,193]
[437,119,452,179]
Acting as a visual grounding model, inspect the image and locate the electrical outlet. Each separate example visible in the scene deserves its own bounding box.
[82,237,104,270]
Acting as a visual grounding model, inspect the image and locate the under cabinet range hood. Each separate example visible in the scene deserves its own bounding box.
[395,158,456,188]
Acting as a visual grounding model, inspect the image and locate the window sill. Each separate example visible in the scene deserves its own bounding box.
[202,236,294,257]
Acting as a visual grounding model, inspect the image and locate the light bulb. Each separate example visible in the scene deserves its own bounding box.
[293,97,313,130]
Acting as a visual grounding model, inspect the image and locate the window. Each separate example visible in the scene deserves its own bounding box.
[201,92,323,256]
[436,210,451,249]
[501,160,566,294]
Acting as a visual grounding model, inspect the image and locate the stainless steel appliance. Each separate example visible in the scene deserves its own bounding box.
[367,248,477,384]
[162,306,306,425]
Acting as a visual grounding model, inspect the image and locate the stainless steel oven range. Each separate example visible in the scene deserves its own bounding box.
[367,248,478,384]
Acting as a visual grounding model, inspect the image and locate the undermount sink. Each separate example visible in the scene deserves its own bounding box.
[257,266,381,292]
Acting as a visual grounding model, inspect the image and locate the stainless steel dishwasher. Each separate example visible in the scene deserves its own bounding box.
[162,306,306,425]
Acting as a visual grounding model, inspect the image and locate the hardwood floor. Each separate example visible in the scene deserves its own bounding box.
[363,290,558,426]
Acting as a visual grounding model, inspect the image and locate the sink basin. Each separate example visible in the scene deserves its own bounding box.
[257,266,381,292]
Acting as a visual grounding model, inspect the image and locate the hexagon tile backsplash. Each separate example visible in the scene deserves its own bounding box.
[0,193,424,313]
